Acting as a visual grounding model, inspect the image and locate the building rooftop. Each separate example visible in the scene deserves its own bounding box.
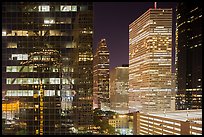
[147,109,202,124]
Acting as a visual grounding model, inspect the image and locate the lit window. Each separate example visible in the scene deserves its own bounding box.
[2,31,6,36]
[6,66,19,72]
[60,5,77,12]
[71,6,77,11]
[60,5,71,11]
[11,54,28,60]
[18,90,23,96]
[22,54,28,60]
[80,5,88,11]
[44,90,55,96]
[27,78,33,84]
[7,43,17,48]
[44,20,50,24]
[58,17,72,24]
[50,30,61,36]
[33,78,40,84]
[28,90,33,96]
[6,78,12,84]
[81,30,93,34]
[50,78,60,84]
[44,19,55,24]
[17,78,23,84]
[62,78,69,84]
[72,79,75,84]
[6,66,12,72]
[29,66,33,72]
[57,90,60,96]
[38,5,50,12]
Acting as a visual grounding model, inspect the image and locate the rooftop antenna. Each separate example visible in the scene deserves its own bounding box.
[154,2,157,9]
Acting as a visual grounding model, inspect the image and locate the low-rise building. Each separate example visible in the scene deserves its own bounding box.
[133,109,202,135]
[108,113,133,135]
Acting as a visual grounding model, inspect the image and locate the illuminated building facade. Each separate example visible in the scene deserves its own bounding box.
[2,2,93,135]
[2,101,19,121]
[175,2,202,110]
[93,39,110,110]
[108,113,133,135]
[133,109,202,135]
[110,65,129,114]
[129,7,175,113]
[2,100,25,135]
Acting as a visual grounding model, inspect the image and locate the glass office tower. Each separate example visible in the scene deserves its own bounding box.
[2,2,93,135]
[176,2,202,110]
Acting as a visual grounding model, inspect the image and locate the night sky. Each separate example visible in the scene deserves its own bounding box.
[93,2,177,70]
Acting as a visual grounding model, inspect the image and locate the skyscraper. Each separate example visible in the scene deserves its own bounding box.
[93,39,110,110]
[110,64,129,114]
[129,7,175,113]
[176,2,202,110]
[2,2,93,135]
[72,7,94,133]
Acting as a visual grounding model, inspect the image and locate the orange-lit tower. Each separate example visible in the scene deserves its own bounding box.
[129,6,175,113]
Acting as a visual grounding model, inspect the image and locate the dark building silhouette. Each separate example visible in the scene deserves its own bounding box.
[176,2,202,110]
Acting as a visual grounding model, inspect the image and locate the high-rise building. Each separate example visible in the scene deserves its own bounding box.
[2,2,93,135]
[175,2,202,110]
[93,39,110,110]
[129,7,175,113]
[72,7,94,133]
[110,65,129,114]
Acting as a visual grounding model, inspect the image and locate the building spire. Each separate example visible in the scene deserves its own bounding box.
[154,2,157,9]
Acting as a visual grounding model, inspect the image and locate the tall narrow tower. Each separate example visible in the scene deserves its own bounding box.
[129,7,175,113]
[93,39,110,110]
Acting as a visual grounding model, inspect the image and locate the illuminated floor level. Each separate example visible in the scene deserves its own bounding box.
[133,109,202,135]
